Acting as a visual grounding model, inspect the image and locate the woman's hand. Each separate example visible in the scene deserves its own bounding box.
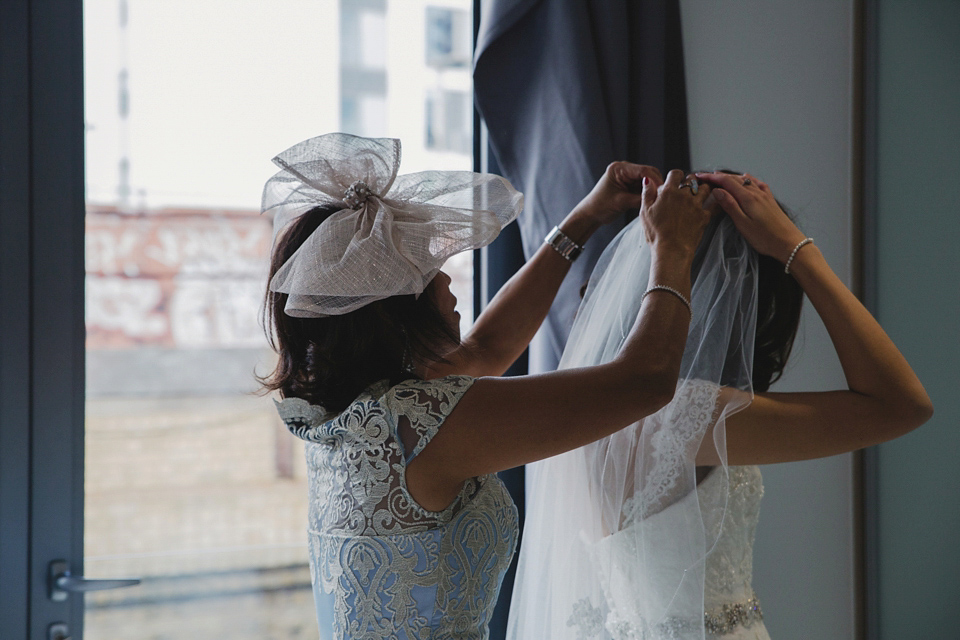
[641,169,714,256]
[573,162,664,226]
[695,171,808,264]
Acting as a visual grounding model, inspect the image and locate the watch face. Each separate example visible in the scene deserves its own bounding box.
[545,226,581,261]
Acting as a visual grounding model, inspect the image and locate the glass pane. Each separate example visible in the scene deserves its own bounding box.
[83,1,474,637]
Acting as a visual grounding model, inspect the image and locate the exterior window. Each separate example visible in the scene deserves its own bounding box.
[426,89,473,155]
[426,6,471,68]
[82,1,473,637]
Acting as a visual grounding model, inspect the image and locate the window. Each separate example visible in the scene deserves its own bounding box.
[82,1,474,637]
[426,89,473,154]
[426,6,472,68]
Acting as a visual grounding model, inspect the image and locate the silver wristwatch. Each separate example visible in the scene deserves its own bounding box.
[544,225,583,262]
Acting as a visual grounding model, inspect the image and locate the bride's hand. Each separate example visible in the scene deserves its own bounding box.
[695,171,808,264]
[574,162,664,226]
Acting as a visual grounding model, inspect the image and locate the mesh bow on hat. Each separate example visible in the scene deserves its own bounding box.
[262,133,524,317]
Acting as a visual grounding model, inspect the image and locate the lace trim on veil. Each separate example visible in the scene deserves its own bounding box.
[621,380,722,525]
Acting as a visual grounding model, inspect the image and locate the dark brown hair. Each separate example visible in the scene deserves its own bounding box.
[752,249,804,392]
[258,205,460,412]
[696,169,805,392]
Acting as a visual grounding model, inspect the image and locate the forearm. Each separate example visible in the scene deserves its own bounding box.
[610,247,694,394]
[429,249,697,478]
[788,245,931,417]
[488,248,696,459]
[462,206,604,373]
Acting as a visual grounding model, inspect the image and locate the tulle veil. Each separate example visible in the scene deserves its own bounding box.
[507,214,758,639]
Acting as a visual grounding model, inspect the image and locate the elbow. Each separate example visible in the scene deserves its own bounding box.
[636,367,679,416]
[907,393,935,430]
[652,377,679,413]
[886,389,934,440]
[607,357,679,419]
[905,383,935,429]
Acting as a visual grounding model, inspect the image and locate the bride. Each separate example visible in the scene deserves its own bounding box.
[506,170,932,640]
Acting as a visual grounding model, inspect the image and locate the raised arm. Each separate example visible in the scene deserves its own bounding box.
[694,171,933,466]
[409,171,714,509]
[428,162,663,379]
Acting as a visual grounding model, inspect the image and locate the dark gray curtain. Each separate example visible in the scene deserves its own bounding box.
[473,2,690,637]
[474,0,690,373]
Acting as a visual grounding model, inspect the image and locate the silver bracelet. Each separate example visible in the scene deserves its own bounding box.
[544,225,584,262]
[642,285,692,317]
[784,238,814,274]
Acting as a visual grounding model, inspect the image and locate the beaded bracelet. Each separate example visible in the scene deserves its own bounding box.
[642,285,692,317]
[784,238,814,274]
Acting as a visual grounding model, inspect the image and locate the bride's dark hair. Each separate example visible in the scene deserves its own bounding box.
[258,205,460,412]
[704,169,804,392]
[689,169,804,393]
[752,243,804,391]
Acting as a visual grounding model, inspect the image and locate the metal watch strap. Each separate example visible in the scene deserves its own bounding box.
[544,225,583,262]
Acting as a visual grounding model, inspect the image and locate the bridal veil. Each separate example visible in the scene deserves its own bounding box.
[507,214,758,639]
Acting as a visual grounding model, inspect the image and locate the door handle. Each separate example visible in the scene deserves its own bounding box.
[48,622,71,640]
[48,560,140,602]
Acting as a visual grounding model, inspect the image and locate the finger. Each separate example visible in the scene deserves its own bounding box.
[663,168,686,189]
[645,165,664,188]
[713,188,749,222]
[633,164,665,189]
[610,162,645,192]
[679,173,710,202]
[741,172,774,196]
[697,171,757,203]
[693,180,712,205]
[641,175,658,210]
[649,166,664,186]
[694,171,751,201]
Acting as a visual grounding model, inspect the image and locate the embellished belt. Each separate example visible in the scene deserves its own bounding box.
[568,593,764,639]
[704,593,764,635]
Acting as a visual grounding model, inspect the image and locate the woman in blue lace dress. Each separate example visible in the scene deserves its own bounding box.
[258,133,714,639]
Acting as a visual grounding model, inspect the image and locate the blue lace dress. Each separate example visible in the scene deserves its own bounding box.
[275,375,519,640]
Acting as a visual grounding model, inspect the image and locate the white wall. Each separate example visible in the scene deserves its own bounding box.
[679,1,857,638]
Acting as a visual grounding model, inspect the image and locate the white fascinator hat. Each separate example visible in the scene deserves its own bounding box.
[262,132,524,317]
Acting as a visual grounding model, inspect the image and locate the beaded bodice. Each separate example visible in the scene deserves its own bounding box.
[276,376,519,640]
[697,466,767,638]
[701,466,764,608]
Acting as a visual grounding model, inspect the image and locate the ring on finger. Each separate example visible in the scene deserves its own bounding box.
[742,177,753,186]
[678,178,699,195]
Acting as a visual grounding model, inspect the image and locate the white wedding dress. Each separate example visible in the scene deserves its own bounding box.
[538,424,770,640]
[573,464,770,639]
[508,215,766,639]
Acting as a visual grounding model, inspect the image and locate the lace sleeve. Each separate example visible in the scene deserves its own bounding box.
[273,396,336,442]
[385,375,475,462]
